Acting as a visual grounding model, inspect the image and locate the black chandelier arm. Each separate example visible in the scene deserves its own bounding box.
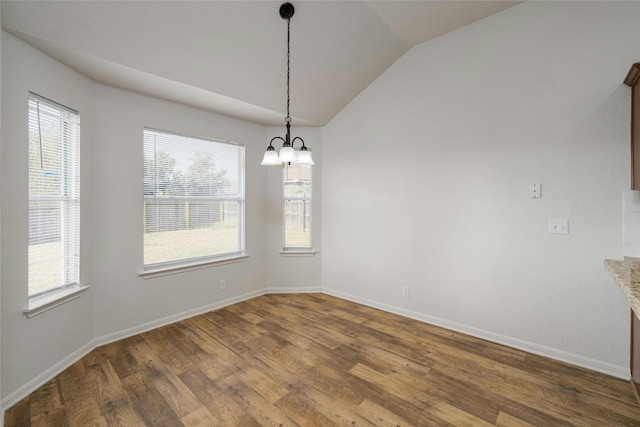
[269,136,287,147]
[291,136,308,149]
[269,135,308,150]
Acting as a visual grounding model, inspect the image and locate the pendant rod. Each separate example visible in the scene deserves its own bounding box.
[286,16,291,122]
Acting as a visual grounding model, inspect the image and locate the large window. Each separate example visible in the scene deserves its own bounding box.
[28,94,81,298]
[283,164,312,250]
[143,128,245,270]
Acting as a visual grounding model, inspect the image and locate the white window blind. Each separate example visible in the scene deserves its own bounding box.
[283,164,312,249]
[28,94,81,298]
[143,128,245,270]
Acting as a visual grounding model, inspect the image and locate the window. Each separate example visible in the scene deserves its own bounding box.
[283,163,312,250]
[143,128,245,271]
[28,94,81,298]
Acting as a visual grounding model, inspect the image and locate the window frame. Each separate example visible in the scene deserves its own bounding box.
[282,163,313,252]
[142,127,246,276]
[27,93,82,298]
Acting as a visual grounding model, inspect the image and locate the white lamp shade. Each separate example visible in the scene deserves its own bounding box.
[278,146,296,163]
[296,150,314,165]
[261,149,282,165]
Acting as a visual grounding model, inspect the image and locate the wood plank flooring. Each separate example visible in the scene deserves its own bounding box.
[5,293,640,426]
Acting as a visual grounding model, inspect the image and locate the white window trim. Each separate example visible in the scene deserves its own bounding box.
[24,285,90,318]
[279,250,317,257]
[143,128,245,272]
[28,92,82,304]
[140,253,249,279]
[282,164,313,251]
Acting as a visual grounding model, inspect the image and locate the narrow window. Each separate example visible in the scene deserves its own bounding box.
[283,163,312,250]
[143,128,245,270]
[28,94,81,298]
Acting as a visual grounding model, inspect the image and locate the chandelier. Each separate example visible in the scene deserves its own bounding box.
[261,2,314,166]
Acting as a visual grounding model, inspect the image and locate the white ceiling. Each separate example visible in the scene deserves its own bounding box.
[1,1,521,126]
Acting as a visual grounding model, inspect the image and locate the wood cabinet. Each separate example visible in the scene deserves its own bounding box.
[632,311,640,398]
[626,63,640,399]
[626,63,640,189]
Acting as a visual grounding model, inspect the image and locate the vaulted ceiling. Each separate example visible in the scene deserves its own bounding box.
[1,1,521,126]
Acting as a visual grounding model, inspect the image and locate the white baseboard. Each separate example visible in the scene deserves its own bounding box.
[1,288,269,413]
[267,286,322,294]
[94,288,267,347]
[1,340,95,412]
[322,287,630,380]
[2,286,630,415]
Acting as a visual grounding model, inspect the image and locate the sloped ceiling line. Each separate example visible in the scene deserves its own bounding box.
[1,1,521,126]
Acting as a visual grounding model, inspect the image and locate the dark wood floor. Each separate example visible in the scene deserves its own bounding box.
[5,293,640,426]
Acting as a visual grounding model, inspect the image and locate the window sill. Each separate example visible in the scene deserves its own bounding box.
[140,254,249,279]
[280,250,317,257]
[24,285,90,318]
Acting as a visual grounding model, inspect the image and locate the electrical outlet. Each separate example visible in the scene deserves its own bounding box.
[220,279,226,290]
[402,287,410,298]
[528,183,541,199]
[549,219,569,235]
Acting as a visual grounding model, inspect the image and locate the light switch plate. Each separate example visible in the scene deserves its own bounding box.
[528,184,541,199]
[549,219,569,234]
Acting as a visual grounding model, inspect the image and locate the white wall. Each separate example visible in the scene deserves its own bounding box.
[265,126,322,291]
[322,1,640,375]
[1,31,270,406]
[92,84,268,340]
[1,32,96,402]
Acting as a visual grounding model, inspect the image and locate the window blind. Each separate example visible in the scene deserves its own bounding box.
[143,128,245,269]
[28,94,81,298]
[283,164,312,249]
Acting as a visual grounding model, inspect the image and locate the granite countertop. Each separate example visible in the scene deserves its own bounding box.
[605,258,640,314]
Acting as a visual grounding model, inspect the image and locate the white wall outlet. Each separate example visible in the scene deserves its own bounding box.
[528,183,541,199]
[402,287,410,298]
[549,219,569,235]
[220,279,226,290]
